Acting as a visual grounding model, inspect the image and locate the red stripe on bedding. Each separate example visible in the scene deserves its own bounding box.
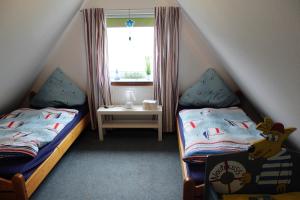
[185,140,251,151]
[54,123,59,129]
[0,114,8,119]
[242,122,249,129]
[190,121,196,128]
[45,114,51,119]
[187,145,245,151]
[7,121,14,128]
[0,148,36,157]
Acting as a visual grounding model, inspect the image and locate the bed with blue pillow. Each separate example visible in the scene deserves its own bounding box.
[177,68,263,200]
[0,68,90,200]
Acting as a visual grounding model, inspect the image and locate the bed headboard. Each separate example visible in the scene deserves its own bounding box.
[19,91,36,108]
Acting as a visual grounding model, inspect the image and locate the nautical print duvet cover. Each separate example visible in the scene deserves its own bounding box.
[179,107,263,163]
[0,107,78,158]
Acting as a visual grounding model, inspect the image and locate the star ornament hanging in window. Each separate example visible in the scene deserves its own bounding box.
[126,19,135,27]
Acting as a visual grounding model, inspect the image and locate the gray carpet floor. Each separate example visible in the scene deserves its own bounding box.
[30,129,182,200]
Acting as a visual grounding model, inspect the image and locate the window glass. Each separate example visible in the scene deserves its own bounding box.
[107,21,154,82]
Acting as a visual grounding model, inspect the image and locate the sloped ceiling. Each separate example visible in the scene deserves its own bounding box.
[178,0,300,146]
[0,0,84,112]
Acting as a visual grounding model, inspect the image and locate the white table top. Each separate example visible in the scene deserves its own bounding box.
[97,105,162,114]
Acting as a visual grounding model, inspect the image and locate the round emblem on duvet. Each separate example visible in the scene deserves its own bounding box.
[209,160,246,194]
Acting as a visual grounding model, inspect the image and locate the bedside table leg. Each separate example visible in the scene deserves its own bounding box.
[99,128,104,141]
[97,114,104,141]
[158,113,162,141]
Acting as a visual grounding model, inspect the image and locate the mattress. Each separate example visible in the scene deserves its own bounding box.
[0,105,88,180]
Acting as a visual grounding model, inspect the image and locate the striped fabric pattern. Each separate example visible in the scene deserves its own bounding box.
[82,8,112,129]
[154,7,180,132]
[256,149,292,185]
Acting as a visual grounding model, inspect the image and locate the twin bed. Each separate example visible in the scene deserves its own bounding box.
[0,105,89,200]
[0,68,90,200]
[177,92,263,200]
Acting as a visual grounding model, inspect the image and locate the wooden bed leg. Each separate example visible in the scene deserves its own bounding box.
[194,184,204,200]
[183,180,195,200]
[0,173,27,200]
[183,180,204,200]
[12,174,28,200]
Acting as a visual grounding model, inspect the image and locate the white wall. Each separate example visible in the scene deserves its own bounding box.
[178,0,300,146]
[0,0,84,113]
[179,9,237,92]
[32,0,237,106]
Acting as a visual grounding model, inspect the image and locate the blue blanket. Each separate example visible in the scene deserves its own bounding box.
[0,108,78,158]
[179,107,263,163]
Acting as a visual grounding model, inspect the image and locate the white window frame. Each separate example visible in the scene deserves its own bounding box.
[105,9,154,86]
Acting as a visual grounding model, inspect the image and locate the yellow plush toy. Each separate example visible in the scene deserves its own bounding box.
[248,117,296,160]
[242,117,297,193]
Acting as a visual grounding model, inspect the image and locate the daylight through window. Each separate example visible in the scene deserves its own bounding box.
[107,17,154,82]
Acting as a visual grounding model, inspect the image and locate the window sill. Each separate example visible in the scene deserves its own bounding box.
[111,79,153,86]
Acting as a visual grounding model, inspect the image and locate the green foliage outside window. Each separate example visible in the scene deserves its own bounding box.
[145,56,151,75]
[124,71,145,79]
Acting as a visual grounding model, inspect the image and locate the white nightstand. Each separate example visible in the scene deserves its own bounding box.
[97,105,162,141]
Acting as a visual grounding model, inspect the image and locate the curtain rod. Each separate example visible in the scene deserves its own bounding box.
[80,8,154,12]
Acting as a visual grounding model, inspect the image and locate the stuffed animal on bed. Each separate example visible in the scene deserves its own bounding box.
[248,118,296,159]
[242,118,296,193]
[205,117,299,199]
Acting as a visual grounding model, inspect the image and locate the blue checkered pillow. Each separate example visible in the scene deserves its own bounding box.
[30,68,86,108]
[179,68,239,108]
